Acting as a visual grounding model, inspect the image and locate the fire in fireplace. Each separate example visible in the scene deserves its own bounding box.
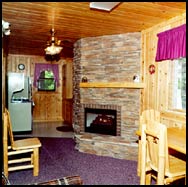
[85,108,117,136]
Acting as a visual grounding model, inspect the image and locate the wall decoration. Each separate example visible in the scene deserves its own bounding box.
[149,64,155,74]
[133,75,140,82]
[18,64,25,70]
[82,76,88,82]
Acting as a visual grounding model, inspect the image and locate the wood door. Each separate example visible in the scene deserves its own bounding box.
[62,64,73,125]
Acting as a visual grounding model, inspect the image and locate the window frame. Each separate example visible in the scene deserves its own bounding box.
[37,70,56,91]
[168,57,186,113]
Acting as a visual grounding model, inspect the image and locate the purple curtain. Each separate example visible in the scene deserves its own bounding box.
[33,63,60,87]
[155,24,186,62]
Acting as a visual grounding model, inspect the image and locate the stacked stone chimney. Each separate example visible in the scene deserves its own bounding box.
[72,32,141,160]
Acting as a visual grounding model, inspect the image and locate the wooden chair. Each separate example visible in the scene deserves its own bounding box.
[139,109,161,131]
[140,121,186,185]
[137,109,161,176]
[3,108,42,177]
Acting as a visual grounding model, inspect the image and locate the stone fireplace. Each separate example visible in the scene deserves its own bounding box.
[72,32,141,161]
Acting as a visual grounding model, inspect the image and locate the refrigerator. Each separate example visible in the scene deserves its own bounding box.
[7,72,33,132]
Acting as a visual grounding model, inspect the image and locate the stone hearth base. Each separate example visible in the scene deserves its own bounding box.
[74,133,138,161]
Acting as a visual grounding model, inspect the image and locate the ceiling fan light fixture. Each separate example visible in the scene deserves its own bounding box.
[44,28,63,55]
[45,43,63,56]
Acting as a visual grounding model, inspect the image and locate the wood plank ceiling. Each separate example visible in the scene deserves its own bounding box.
[2,2,186,58]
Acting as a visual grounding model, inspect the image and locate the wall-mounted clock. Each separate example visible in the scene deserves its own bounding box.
[18,64,25,70]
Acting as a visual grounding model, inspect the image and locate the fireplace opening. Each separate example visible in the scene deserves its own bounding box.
[85,108,117,136]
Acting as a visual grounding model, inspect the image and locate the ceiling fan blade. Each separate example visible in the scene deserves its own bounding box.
[45,28,74,50]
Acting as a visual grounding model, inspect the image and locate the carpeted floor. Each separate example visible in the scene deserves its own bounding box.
[7,137,140,185]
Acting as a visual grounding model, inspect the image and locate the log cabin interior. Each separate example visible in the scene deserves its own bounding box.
[2,2,186,162]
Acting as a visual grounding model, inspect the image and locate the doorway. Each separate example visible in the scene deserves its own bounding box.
[62,63,73,126]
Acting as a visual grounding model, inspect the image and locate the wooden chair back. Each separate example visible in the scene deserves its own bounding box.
[140,120,185,185]
[141,121,168,183]
[137,109,161,176]
[4,108,15,148]
[3,108,42,177]
[139,109,160,131]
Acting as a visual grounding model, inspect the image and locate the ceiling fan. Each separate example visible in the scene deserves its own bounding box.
[45,28,74,56]
[45,28,63,56]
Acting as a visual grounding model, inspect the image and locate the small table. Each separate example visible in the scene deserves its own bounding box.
[167,127,186,154]
[136,126,186,154]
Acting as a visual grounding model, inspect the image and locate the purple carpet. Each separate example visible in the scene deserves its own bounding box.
[8,137,140,185]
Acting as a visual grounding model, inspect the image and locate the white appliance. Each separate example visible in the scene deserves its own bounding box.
[7,72,32,132]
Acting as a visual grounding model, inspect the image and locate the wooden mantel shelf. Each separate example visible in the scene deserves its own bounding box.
[80,82,145,88]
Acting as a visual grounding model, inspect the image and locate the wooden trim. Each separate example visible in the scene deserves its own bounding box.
[141,12,186,34]
[160,110,186,124]
[8,165,34,171]
[80,82,145,88]
[8,158,32,164]
[32,119,63,123]
[8,149,34,156]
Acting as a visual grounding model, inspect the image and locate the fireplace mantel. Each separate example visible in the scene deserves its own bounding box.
[80,82,145,88]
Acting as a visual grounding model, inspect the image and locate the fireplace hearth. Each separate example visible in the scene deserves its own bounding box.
[85,108,117,136]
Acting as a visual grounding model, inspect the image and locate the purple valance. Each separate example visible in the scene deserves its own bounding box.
[155,24,186,62]
[33,63,60,87]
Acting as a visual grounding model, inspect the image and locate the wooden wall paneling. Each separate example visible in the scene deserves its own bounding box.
[56,95,63,121]
[46,94,62,121]
[62,60,73,124]
[141,13,186,125]
[32,94,39,120]
[140,33,146,113]
[155,60,160,111]
[46,95,51,120]
[147,32,152,110]
[160,110,186,127]
[158,61,170,111]
[32,92,63,122]
[7,54,70,122]
[35,94,47,121]
[167,60,180,112]
[62,99,73,125]
[151,30,158,110]
[2,49,6,114]
[143,32,151,110]
[66,61,73,99]
[7,54,31,76]
[40,94,47,120]
[148,32,155,110]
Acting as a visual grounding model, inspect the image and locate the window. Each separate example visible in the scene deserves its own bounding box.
[37,70,56,91]
[168,58,186,111]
